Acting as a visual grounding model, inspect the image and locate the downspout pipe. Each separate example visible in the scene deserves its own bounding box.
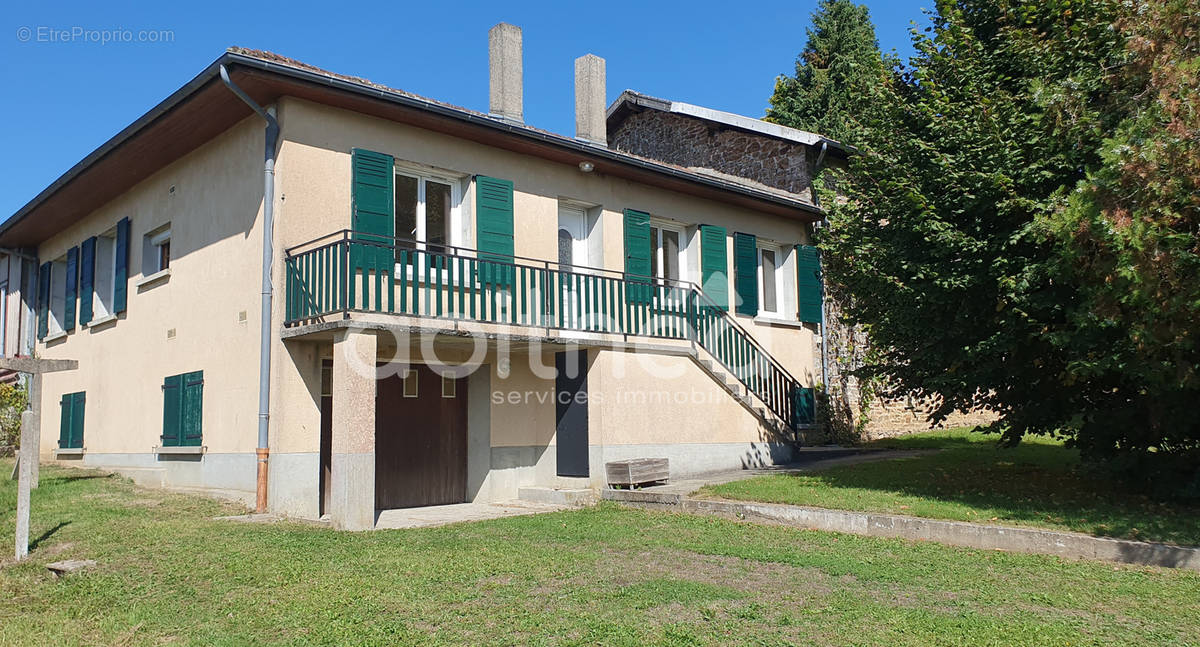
[812,142,831,411]
[220,65,278,514]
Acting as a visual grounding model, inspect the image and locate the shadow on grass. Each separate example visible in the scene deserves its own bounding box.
[29,521,70,551]
[41,474,111,486]
[732,430,1200,546]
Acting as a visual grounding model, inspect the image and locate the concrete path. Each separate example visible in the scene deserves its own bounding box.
[604,450,1200,572]
[627,448,935,499]
[373,500,567,530]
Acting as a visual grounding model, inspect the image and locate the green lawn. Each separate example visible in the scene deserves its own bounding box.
[1,460,1198,645]
[701,429,1200,546]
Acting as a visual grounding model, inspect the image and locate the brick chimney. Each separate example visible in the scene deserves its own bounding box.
[488,23,523,123]
[574,54,606,145]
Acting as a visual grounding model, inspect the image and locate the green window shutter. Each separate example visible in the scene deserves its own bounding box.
[70,392,85,449]
[37,262,50,340]
[79,237,96,325]
[475,175,515,285]
[351,148,395,244]
[700,225,729,310]
[733,232,758,316]
[58,392,85,449]
[114,217,130,314]
[59,393,72,448]
[796,245,822,324]
[181,371,204,447]
[161,374,183,447]
[64,246,79,331]
[622,209,652,303]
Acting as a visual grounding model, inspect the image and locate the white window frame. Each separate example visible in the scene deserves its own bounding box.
[392,162,464,284]
[90,230,118,323]
[142,224,171,279]
[0,280,8,356]
[393,163,463,250]
[649,219,688,284]
[757,243,786,318]
[47,257,68,337]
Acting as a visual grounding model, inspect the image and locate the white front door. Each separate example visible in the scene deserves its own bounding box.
[557,206,590,328]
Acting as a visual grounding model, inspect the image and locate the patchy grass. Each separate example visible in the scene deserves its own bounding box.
[701,429,1200,546]
[2,459,1199,646]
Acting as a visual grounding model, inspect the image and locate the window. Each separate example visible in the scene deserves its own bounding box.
[59,391,85,449]
[92,231,117,320]
[142,225,171,277]
[758,244,785,317]
[0,280,7,356]
[162,370,203,447]
[402,369,419,398]
[649,221,687,282]
[442,373,456,398]
[394,169,459,257]
[48,256,68,335]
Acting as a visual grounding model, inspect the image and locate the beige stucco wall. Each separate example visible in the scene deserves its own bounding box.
[34,117,265,475]
[268,96,817,447]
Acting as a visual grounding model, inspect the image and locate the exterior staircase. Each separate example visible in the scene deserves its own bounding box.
[284,230,818,436]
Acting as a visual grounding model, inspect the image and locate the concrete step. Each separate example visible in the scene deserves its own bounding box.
[518,486,597,507]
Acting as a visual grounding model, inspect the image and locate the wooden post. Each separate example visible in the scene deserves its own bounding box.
[0,357,78,561]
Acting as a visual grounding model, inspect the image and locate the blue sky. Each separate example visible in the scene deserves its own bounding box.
[1,0,931,220]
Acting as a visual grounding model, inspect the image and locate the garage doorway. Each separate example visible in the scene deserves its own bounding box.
[375,364,468,509]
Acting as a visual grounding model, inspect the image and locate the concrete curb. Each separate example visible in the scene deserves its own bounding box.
[602,490,1200,571]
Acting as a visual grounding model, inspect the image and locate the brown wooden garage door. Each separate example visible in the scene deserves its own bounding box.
[375,364,468,509]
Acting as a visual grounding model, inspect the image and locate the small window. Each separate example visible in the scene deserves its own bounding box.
[48,256,68,335]
[93,231,117,319]
[758,245,785,317]
[402,369,419,398]
[442,374,456,398]
[320,360,332,397]
[142,225,171,276]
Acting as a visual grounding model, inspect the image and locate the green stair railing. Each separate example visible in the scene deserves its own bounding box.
[284,230,814,430]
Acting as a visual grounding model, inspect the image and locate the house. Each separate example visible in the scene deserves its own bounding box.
[0,24,848,529]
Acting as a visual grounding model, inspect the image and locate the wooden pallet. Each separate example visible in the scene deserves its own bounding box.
[606,458,669,487]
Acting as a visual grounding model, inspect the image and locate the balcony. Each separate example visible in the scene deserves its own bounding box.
[284,230,814,431]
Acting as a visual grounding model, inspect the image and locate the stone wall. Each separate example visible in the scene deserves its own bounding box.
[820,297,999,442]
[609,111,814,201]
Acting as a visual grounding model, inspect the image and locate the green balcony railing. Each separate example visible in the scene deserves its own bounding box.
[284,230,814,430]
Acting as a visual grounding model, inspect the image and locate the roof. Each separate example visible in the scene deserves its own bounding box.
[0,49,824,248]
[605,90,854,156]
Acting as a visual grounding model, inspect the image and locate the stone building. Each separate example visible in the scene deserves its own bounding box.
[608,91,996,440]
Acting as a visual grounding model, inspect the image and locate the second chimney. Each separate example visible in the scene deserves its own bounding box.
[489,23,523,123]
[575,54,606,145]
